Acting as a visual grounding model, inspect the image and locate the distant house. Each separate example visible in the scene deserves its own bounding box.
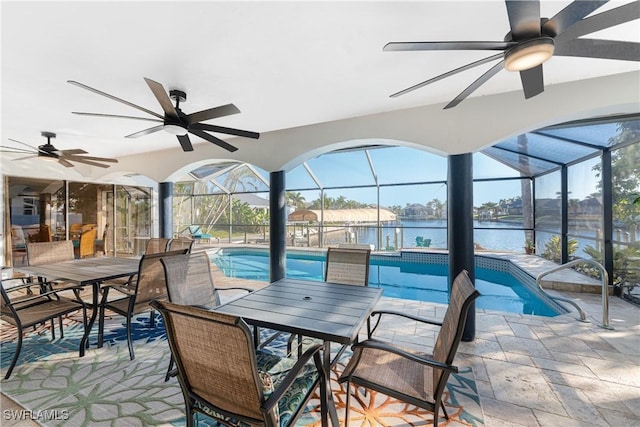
[234,193,269,211]
[504,198,523,215]
[578,197,601,215]
[400,203,429,219]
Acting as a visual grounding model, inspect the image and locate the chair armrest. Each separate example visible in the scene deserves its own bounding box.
[2,281,36,293]
[11,287,84,307]
[368,309,442,337]
[101,283,135,296]
[261,344,325,412]
[352,339,458,374]
[217,287,254,294]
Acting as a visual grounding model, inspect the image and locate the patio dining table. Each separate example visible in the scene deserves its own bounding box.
[14,256,140,357]
[214,277,383,427]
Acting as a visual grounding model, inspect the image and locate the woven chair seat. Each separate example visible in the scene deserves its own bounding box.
[345,339,435,403]
[194,349,320,427]
[2,298,83,327]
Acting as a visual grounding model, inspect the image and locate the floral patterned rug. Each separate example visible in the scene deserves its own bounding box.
[1,313,484,426]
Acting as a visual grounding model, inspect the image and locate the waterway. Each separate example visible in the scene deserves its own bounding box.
[336,219,639,256]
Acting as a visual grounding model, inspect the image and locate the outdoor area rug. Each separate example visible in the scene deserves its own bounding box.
[1,313,484,427]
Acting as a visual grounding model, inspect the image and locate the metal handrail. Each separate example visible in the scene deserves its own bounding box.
[536,258,612,330]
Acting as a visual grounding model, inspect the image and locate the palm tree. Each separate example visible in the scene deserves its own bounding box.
[286,191,306,209]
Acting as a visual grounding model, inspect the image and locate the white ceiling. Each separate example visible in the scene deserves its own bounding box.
[1,1,639,176]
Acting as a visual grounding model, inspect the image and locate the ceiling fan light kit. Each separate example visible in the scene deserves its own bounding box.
[504,37,555,71]
[384,0,640,108]
[37,132,60,161]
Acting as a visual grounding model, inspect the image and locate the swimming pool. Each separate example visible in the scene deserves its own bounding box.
[210,248,567,317]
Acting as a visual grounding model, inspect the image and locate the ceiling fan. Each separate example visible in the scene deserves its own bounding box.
[385,0,640,109]
[68,77,260,152]
[1,132,119,168]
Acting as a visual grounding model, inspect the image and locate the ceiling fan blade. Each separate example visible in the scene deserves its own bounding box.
[556,1,640,42]
[144,78,179,119]
[177,134,194,152]
[68,80,164,119]
[383,41,514,51]
[0,147,36,154]
[72,111,163,123]
[125,125,164,138]
[186,104,241,125]
[67,158,112,168]
[7,138,38,152]
[188,128,238,152]
[555,39,640,61]
[542,0,608,37]
[444,59,505,109]
[12,155,39,161]
[64,155,118,163]
[390,53,503,98]
[520,65,544,99]
[505,0,541,39]
[58,159,75,168]
[59,149,88,155]
[190,123,260,139]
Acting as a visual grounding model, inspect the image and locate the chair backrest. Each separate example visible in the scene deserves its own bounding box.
[0,282,20,321]
[79,228,97,258]
[145,238,171,254]
[37,224,52,242]
[161,252,220,308]
[150,299,266,424]
[325,246,371,286]
[432,270,480,391]
[133,249,189,307]
[95,224,109,254]
[81,224,96,233]
[26,240,75,265]
[167,237,195,254]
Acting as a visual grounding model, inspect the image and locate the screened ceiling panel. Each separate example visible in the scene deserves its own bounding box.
[482,147,560,176]
[216,165,269,193]
[493,133,597,165]
[190,162,239,179]
[473,152,522,179]
[305,149,374,187]
[536,120,638,149]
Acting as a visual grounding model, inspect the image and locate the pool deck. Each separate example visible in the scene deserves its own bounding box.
[2,246,638,426]
[206,245,640,425]
[208,253,640,426]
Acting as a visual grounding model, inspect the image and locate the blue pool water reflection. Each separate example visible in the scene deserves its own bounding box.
[211,250,564,317]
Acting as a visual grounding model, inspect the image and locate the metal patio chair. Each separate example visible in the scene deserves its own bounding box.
[145,237,171,254]
[26,240,76,292]
[167,237,195,253]
[1,280,87,379]
[150,299,326,427]
[160,252,254,381]
[97,249,188,360]
[338,270,480,427]
[325,246,371,286]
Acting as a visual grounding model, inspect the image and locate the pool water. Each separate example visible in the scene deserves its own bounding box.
[211,250,564,317]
